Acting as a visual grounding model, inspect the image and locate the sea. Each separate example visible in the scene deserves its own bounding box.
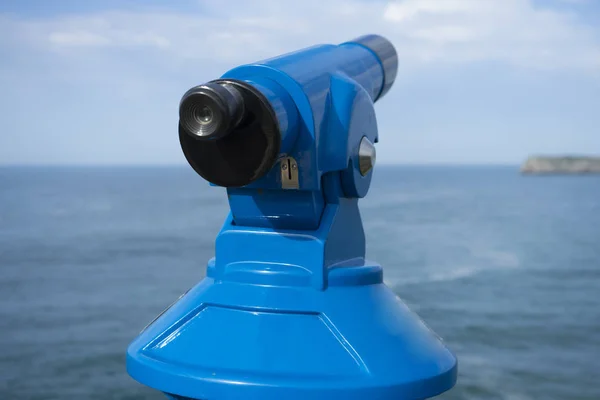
[0,165,599,400]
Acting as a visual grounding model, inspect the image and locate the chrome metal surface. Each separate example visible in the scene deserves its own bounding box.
[358,137,376,176]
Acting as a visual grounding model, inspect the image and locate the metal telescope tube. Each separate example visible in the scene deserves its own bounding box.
[257,34,398,103]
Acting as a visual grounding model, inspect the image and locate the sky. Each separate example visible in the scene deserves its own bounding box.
[0,0,599,165]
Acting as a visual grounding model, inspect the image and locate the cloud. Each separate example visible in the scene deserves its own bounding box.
[1,0,598,72]
[383,0,600,69]
[47,30,170,49]
[48,31,111,47]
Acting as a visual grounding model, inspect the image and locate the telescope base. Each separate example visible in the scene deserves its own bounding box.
[127,263,457,400]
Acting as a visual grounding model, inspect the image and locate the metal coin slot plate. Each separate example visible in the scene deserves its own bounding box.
[280,157,299,189]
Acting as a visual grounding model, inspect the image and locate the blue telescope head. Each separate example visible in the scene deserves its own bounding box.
[127,35,457,400]
[179,34,395,190]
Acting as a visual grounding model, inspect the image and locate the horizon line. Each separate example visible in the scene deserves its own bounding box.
[0,162,521,168]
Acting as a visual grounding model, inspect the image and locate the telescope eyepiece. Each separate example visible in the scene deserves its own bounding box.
[179,79,283,188]
[179,82,245,140]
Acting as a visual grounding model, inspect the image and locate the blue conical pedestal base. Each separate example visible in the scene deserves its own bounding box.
[127,259,457,400]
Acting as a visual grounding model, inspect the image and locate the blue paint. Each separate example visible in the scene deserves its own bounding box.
[222,40,383,192]
[127,35,457,399]
[242,77,300,155]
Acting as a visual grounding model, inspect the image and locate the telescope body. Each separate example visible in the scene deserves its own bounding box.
[127,35,457,400]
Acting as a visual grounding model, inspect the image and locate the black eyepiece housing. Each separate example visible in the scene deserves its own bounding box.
[179,79,281,188]
[179,82,245,140]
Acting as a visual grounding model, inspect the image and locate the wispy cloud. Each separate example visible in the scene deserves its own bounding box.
[2,0,599,70]
[384,0,600,69]
[48,30,170,49]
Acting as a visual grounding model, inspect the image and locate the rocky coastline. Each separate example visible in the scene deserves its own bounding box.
[521,156,600,174]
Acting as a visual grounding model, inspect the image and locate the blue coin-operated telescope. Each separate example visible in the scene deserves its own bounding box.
[127,34,457,400]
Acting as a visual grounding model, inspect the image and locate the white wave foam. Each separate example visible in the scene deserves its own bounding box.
[384,250,520,287]
[385,266,480,287]
[482,250,520,268]
[428,266,481,282]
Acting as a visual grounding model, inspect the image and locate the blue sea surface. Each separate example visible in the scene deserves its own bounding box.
[0,166,599,399]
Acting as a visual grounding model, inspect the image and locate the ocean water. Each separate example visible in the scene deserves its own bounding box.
[0,166,599,400]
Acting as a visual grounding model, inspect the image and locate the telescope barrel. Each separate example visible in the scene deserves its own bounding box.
[346,34,398,101]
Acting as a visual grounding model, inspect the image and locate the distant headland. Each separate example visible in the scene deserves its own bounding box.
[521,156,600,174]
